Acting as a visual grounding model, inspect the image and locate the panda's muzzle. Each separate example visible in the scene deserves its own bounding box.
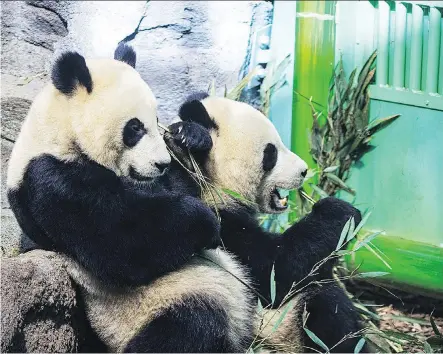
[129,166,154,182]
[270,188,288,211]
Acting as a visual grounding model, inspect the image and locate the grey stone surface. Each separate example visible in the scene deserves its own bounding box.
[0,250,81,353]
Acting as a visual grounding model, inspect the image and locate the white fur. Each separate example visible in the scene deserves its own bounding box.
[62,249,255,352]
[7,58,169,190]
[198,97,308,213]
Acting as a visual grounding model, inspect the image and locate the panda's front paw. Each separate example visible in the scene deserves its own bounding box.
[312,197,362,226]
[180,196,222,251]
[169,121,213,152]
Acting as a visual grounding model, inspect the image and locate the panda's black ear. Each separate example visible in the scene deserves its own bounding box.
[179,95,217,131]
[114,43,136,68]
[51,52,93,95]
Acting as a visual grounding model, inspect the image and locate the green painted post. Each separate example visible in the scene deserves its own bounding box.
[393,2,407,88]
[290,0,336,219]
[426,7,442,93]
[410,4,423,91]
[376,1,390,86]
[405,9,412,87]
[440,19,443,94]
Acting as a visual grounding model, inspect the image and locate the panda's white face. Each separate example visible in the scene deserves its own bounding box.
[7,48,170,191]
[201,98,308,214]
[67,59,171,182]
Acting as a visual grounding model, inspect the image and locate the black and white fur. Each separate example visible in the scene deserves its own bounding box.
[7,45,256,353]
[164,93,370,353]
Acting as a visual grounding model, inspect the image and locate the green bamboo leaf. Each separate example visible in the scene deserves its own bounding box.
[271,299,297,333]
[325,173,356,195]
[257,298,264,314]
[363,243,392,269]
[367,114,401,135]
[380,330,420,343]
[323,165,339,173]
[357,50,377,90]
[304,328,330,352]
[226,68,258,101]
[353,303,381,321]
[347,216,356,242]
[430,315,442,336]
[310,184,329,199]
[261,54,291,94]
[354,338,366,354]
[221,188,256,206]
[355,271,389,279]
[352,210,372,237]
[353,232,382,251]
[270,263,276,305]
[209,79,216,96]
[224,84,228,98]
[336,217,353,251]
[425,341,434,354]
[385,315,430,326]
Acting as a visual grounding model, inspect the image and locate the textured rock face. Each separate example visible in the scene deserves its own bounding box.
[1,251,80,353]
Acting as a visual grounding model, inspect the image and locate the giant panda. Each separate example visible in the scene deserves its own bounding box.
[6,45,258,353]
[162,92,371,353]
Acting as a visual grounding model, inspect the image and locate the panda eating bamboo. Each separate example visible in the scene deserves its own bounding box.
[7,43,369,353]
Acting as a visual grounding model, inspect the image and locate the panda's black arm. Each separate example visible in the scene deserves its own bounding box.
[273,197,362,306]
[20,154,220,287]
[218,208,278,305]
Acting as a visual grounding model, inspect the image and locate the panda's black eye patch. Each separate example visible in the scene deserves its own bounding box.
[263,143,278,172]
[123,118,147,147]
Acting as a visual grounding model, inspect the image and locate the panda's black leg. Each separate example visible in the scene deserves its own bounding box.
[123,297,238,353]
[302,284,370,353]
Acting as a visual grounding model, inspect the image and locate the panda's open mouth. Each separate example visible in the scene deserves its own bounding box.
[129,166,153,182]
[270,188,288,211]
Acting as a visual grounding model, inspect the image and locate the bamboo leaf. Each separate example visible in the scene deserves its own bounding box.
[425,341,434,354]
[323,165,339,173]
[310,184,329,199]
[257,298,264,314]
[325,173,356,195]
[355,271,389,279]
[304,328,330,352]
[271,299,297,333]
[336,217,353,251]
[352,210,372,237]
[367,114,401,135]
[354,338,366,354]
[353,231,382,251]
[270,263,276,305]
[226,68,258,100]
[430,315,442,336]
[347,217,356,242]
[380,330,421,343]
[261,54,291,94]
[209,79,216,96]
[385,315,431,326]
[221,188,256,206]
[364,243,392,269]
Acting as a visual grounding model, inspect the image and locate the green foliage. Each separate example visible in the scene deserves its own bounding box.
[295,50,401,216]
